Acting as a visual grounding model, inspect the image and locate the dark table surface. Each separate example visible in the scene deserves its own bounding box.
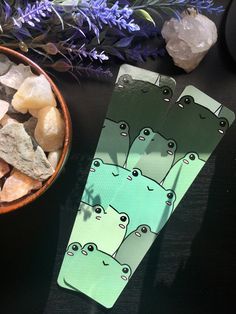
[1,1,236,313]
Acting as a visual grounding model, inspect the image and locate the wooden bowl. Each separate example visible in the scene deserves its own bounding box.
[0,46,72,214]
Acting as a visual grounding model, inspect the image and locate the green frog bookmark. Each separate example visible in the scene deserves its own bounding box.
[58,65,235,308]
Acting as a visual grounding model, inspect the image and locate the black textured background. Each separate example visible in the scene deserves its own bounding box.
[0,1,236,313]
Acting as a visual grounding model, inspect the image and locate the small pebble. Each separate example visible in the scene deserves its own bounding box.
[12,74,56,113]
[0,100,9,120]
[48,150,62,170]
[0,63,34,89]
[0,158,10,178]
[0,169,42,202]
[34,107,65,152]
[0,54,12,76]
[0,114,18,126]
[24,117,38,138]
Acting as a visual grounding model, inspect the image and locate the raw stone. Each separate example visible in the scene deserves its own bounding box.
[161,10,217,72]
[0,123,54,181]
[48,150,62,170]
[0,100,9,120]
[0,169,42,202]
[0,158,10,178]
[34,107,65,152]
[24,117,38,138]
[12,74,56,114]
[0,54,12,76]
[0,63,35,89]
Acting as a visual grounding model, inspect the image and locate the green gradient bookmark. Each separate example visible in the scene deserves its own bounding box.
[58,65,234,308]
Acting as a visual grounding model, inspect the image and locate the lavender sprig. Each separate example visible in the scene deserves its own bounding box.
[75,0,140,37]
[13,0,53,28]
[64,43,109,62]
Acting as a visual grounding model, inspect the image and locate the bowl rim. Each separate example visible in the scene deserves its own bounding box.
[0,46,72,214]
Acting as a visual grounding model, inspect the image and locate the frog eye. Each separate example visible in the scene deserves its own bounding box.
[72,244,79,251]
[168,141,175,148]
[220,120,226,127]
[189,154,196,160]
[178,95,194,108]
[87,245,94,252]
[184,96,193,105]
[141,226,147,233]
[122,267,129,274]
[120,215,127,222]
[95,206,102,214]
[167,192,174,199]
[184,97,191,104]
[161,86,172,100]
[132,170,139,177]
[143,129,150,136]
[162,88,170,95]
[93,160,100,167]
[120,123,127,130]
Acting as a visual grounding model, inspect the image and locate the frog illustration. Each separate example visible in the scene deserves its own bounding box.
[126,127,176,182]
[69,202,129,255]
[111,168,176,235]
[160,95,229,162]
[107,78,174,143]
[82,158,130,208]
[95,118,130,167]
[64,243,132,308]
[57,242,82,289]
[163,152,205,208]
[115,224,157,273]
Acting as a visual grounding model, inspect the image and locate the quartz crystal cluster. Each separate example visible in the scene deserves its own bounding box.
[161,10,217,72]
[0,54,65,203]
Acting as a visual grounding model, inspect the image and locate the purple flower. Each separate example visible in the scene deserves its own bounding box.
[75,0,140,37]
[13,0,53,28]
[64,43,109,62]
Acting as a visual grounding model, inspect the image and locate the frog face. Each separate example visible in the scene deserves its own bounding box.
[177,95,229,135]
[89,158,128,178]
[165,190,176,207]
[80,243,132,280]
[85,203,130,231]
[57,242,82,289]
[102,118,129,138]
[134,225,152,238]
[163,152,205,209]
[148,133,177,156]
[160,85,173,102]
[118,212,129,230]
[91,204,106,220]
[89,158,104,174]
[120,264,131,281]
[137,127,155,141]
[181,152,201,165]
[66,242,82,257]
[115,224,158,274]
[217,118,228,135]
[118,121,129,137]
[126,168,157,191]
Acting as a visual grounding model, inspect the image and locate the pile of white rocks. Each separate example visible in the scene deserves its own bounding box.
[0,54,65,203]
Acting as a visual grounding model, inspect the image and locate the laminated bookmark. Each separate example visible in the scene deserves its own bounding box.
[58,65,235,308]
